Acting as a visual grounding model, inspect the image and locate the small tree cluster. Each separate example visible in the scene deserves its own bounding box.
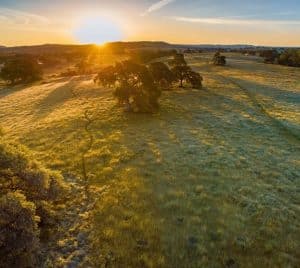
[259,49,300,67]
[96,60,161,113]
[278,49,300,67]
[0,55,42,85]
[169,53,203,89]
[259,50,279,64]
[213,52,226,66]
[0,138,68,266]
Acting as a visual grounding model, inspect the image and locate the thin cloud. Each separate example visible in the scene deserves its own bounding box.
[0,8,49,25]
[141,0,175,16]
[172,16,300,25]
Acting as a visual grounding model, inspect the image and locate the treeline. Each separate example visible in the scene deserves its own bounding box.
[260,49,300,67]
[0,131,68,267]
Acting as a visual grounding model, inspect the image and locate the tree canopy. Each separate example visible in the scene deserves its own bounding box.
[0,55,42,85]
[213,52,226,66]
[148,62,175,89]
[96,60,161,113]
[169,53,203,89]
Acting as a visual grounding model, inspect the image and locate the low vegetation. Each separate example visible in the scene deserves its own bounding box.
[0,134,68,267]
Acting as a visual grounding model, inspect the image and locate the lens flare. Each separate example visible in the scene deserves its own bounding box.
[73,16,123,44]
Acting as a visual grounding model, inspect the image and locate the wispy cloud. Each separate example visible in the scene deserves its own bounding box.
[141,0,175,16]
[0,8,69,33]
[0,8,49,25]
[172,16,300,25]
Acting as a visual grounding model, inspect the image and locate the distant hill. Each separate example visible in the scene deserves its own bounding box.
[0,42,298,55]
[0,44,94,55]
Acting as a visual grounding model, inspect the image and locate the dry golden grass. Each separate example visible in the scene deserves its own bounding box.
[0,53,299,267]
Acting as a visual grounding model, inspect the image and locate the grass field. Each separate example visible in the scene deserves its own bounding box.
[0,53,299,267]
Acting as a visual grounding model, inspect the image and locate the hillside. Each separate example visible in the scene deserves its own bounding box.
[0,53,299,267]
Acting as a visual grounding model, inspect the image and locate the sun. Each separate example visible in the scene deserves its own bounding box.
[73,15,123,44]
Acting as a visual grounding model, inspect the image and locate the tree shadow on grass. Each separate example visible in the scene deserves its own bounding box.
[88,86,300,267]
[34,77,83,118]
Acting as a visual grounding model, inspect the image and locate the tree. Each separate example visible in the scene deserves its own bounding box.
[169,53,191,87]
[148,62,175,89]
[259,50,279,64]
[278,49,300,67]
[186,71,203,89]
[168,53,203,89]
[213,52,226,66]
[96,60,161,113]
[0,56,42,85]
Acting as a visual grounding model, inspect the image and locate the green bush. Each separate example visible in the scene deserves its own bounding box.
[0,138,68,266]
[0,192,40,267]
[0,140,67,201]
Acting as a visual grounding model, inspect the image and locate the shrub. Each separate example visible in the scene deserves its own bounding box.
[0,140,67,201]
[0,137,68,266]
[213,52,226,66]
[0,192,40,267]
[0,55,42,85]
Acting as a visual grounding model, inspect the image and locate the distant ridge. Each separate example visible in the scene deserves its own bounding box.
[0,41,298,55]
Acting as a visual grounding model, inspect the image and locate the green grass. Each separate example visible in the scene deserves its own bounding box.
[0,53,299,267]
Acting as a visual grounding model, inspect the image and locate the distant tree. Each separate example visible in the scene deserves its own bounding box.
[186,71,203,89]
[168,53,187,67]
[148,62,175,89]
[95,60,161,112]
[259,50,279,64]
[169,53,191,87]
[0,56,42,85]
[278,49,300,67]
[213,52,226,66]
[168,53,203,89]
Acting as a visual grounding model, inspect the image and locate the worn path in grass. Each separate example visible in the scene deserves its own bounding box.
[0,55,299,267]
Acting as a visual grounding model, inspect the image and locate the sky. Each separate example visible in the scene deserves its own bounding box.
[0,0,300,46]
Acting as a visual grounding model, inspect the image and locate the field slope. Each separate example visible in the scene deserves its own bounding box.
[0,54,299,267]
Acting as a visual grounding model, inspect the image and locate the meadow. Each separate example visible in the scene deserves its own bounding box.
[0,53,299,267]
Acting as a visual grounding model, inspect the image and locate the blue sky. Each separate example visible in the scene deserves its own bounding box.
[0,0,300,46]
